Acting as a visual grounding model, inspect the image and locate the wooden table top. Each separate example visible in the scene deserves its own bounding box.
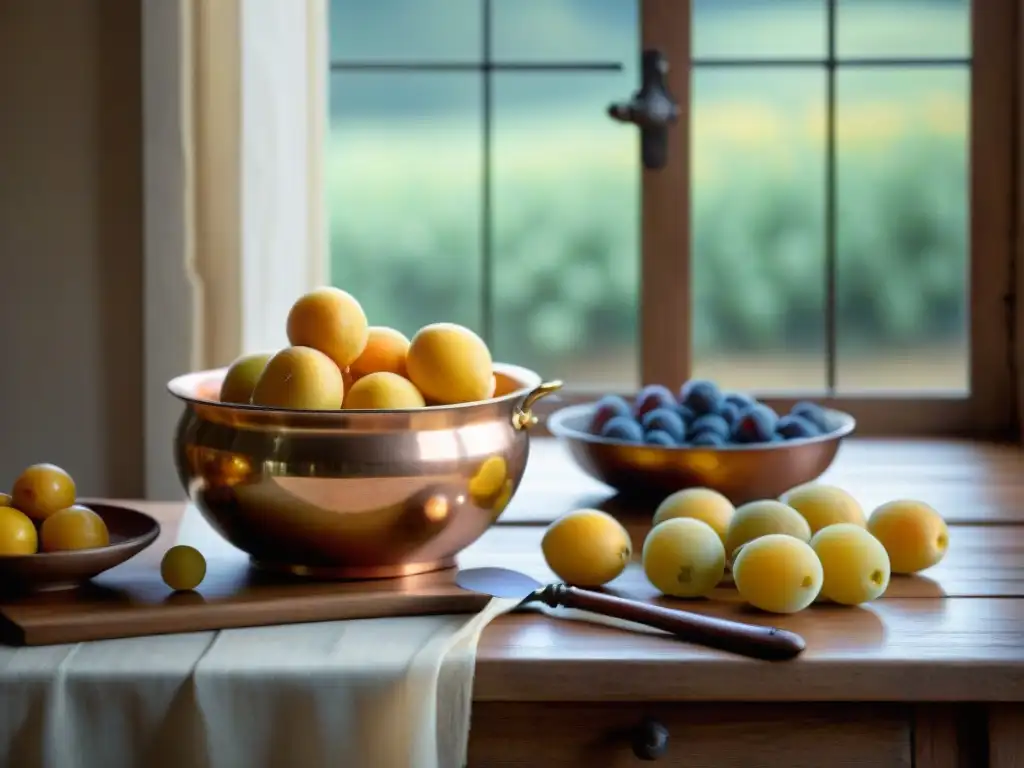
[119,437,1024,703]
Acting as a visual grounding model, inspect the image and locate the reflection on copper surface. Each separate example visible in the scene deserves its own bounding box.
[487,480,515,515]
[252,557,457,580]
[469,456,508,506]
[424,495,450,522]
[168,365,563,579]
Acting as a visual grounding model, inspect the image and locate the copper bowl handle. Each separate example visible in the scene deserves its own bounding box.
[512,380,564,430]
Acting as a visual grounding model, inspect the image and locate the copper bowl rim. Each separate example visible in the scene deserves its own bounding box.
[167,361,543,417]
[547,401,856,453]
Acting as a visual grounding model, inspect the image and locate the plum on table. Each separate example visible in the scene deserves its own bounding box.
[633,384,677,420]
[641,407,686,443]
[600,415,644,443]
[678,379,722,416]
[589,394,633,435]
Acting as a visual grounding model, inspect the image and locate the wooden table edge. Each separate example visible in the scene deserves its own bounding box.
[470,655,1024,703]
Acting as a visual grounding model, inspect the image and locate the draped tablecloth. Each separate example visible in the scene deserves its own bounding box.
[0,505,518,768]
[0,597,516,768]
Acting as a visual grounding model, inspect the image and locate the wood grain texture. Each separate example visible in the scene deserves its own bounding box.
[500,439,1024,525]
[969,0,1019,436]
[639,0,690,389]
[468,702,911,767]
[913,706,961,768]
[989,705,1024,768]
[911,704,990,768]
[474,597,1024,702]
[540,585,807,661]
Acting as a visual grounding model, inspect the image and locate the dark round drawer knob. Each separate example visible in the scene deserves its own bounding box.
[631,718,670,760]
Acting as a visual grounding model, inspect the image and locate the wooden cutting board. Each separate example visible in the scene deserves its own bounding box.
[0,503,491,646]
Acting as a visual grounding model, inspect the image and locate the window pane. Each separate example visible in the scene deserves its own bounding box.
[492,0,636,64]
[690,69,827,393]
[693,0,826,60]
[836,67,969,393]
[492,72,640,389]
[329,0,481,63]
[836,0,970,59]
[328,74,483,338]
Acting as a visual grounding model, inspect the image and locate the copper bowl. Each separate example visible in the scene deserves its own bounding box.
[547,402,856,504]
[168,364,562,579]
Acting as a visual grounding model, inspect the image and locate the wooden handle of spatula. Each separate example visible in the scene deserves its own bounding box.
[541,584,805,661]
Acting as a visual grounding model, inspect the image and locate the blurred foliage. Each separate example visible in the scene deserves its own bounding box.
[330,135,965,373]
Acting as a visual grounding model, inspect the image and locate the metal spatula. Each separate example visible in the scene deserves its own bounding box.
[456,566,805,661]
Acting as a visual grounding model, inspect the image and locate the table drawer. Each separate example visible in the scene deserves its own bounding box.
[468,702,911,767]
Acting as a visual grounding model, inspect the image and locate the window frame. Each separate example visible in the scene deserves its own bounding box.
[142,0,1024,501]
[533,0,1020,439]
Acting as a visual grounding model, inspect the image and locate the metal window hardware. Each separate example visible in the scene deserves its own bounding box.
[607,49,680,170]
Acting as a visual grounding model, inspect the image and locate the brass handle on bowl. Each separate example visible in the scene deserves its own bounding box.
[512,380,564,430]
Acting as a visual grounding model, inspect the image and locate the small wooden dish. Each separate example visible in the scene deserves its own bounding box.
[0,503,160,594]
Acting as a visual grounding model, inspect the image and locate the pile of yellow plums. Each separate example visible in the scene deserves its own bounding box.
[0,463,110,555]
[541,483,949,614]
[218,286,497,410]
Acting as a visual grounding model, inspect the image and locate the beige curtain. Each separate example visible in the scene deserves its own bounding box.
[178,0,327,370]
[190,0,244,369]
[144,0,326,498]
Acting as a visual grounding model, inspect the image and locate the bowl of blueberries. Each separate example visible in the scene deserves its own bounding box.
[546,379,855,503]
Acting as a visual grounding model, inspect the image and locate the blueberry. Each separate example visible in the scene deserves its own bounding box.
[641,407,686,443]
[644,429,677,447]
[690,431,727,447]
[723,392,757,411]
[601,415,644,443]
[633,384,677,420]
[679,379,723,416]
[690,413,730,440]
[714,401,741,427]
[790,401,830,433]
[776,413,821,440]
[732,404,779,444]
[589,394,633,435]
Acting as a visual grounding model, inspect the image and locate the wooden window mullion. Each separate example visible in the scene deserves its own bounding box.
[640,0,692,390]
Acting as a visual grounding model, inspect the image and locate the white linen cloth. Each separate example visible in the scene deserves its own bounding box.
[0,595,516,768]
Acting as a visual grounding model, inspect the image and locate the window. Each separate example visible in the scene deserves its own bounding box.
[325,0,1017,437]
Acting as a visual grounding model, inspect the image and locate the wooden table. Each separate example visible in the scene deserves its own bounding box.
[117,438,1024,766]
[469,439,1024,767]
